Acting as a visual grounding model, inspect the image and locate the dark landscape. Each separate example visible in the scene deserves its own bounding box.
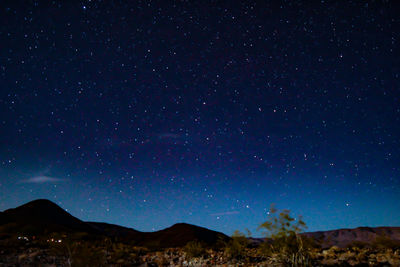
[1,0,400,266]
[1,199,399,266]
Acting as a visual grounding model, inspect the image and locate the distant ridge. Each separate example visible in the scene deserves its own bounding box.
[88,221,229,248]
[249,227,400,249]
[0,199,229,248]
[1,199,399,249]
[303,226,400,248]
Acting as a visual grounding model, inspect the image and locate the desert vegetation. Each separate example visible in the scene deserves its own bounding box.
[1,201,400,266]
[256,205,314,266]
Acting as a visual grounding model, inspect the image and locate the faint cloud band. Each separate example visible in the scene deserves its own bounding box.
[21,176,65,184]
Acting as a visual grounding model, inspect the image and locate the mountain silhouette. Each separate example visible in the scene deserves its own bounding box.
[1,199,399,249]
[0,199,228,248]
[303,226,400,248]
[146,223,227,247]
[0,199,97,235]
[86,222,229,248]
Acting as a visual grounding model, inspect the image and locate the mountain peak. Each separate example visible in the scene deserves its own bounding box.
[3,199,67,217]
[1,199,95,235]
[0,199,229,248]
[17,198,61,209]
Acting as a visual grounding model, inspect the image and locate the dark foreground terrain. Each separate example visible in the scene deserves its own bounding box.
[1,199,399,266]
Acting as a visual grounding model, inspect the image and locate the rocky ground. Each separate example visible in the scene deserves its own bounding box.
[140,247,400,266]
[1,242,400,266]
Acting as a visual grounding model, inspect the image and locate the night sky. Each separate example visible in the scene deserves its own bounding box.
[1,1,399,236]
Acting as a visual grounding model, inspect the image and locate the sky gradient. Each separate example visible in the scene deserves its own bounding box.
[0,1,399,237]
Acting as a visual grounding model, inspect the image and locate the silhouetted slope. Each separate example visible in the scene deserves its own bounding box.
[87,221,142,239]
[87,222,229,248]
[2,199,399,249]
[0,199,229,248]
[303,226,400,248]
[0,199,97,235]
[145,223,229,248]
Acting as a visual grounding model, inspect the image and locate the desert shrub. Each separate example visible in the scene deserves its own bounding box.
[184,240,206,258]
[71,242,105,266]
[224,230,250,259]
[99,238,142,265]
[154,251,169,266]
[215,235,229,251]
[347,240,368,250]
[258,204,313,266]
[50,239,106,266]
[109,242,130,262]
[144,239,162,251]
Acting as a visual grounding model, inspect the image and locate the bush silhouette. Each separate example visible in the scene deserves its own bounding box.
[258,204,313,266]
[224,230,250,260]
[183,240,206,258]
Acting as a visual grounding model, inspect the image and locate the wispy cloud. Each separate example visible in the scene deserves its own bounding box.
[210,211,240,216]
[21,176,65,184]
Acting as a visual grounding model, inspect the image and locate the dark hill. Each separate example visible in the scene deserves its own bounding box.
[3,199,398,249]
[0,199,97,236]
[87,222,229,248]
[0,199,229,248]
[145,223,229,248]
[87,221,144,243]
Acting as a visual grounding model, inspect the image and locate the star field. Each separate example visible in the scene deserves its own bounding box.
[0,1,399,236]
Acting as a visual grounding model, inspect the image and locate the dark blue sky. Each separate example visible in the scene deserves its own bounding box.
[0,1,399,236]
